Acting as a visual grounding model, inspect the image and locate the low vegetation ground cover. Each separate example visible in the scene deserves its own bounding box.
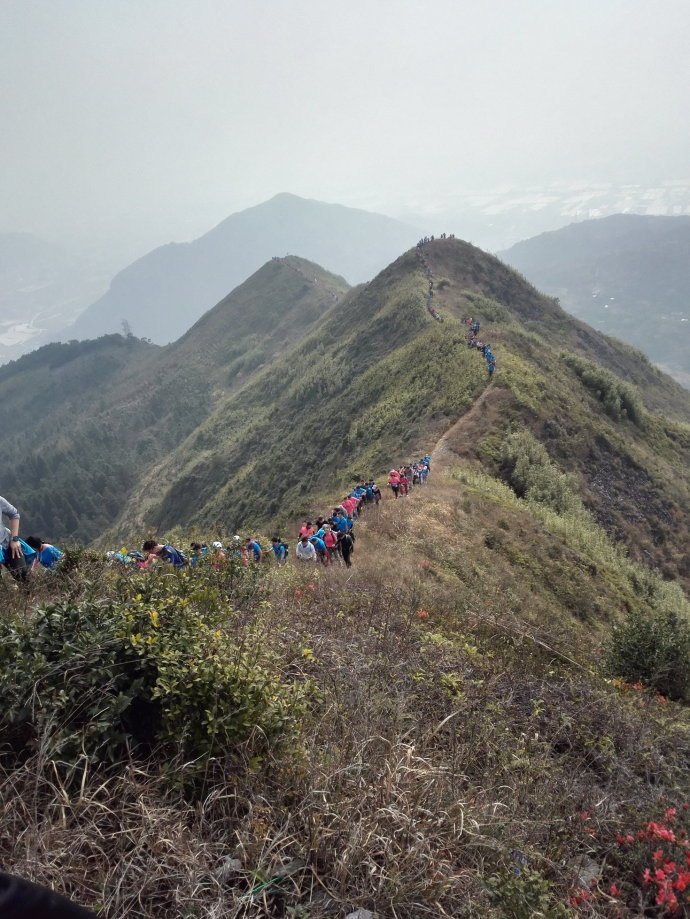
[3,452,690,918]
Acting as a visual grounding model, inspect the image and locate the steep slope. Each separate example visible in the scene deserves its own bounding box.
[0,257,348,542]
[64,193,420,344]
[499,215,690,386]
[114,239,690,591]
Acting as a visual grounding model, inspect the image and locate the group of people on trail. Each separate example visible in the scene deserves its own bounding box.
[295,479,385,568]
[0,495,64,581]
[3,460,431,583]
[387,457,431,499]
[416,243,442,322]
[465,318,496,377]
[113,466,428,576]
[416,234,454,245]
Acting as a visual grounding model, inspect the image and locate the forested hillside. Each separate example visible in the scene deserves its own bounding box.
[0,257,348,542]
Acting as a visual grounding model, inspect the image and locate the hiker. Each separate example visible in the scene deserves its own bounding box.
[338,530,355,568]
[271,537,289,565]
[0,495,35,581]
[488,360,496,378]
[210,541,226,568]
[245,537,263,563]
[24,536,64,571]
[310,534,329,565]
[296,535,317,562]
[388,470,400,498]
[142,540,188,568]
[323,525,339,562]
[189,542,210,566]
[299,521,315,538]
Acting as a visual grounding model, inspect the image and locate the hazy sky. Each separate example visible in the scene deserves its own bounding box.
[2,0,689,259]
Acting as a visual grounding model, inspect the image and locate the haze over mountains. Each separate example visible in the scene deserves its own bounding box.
[0,233,109,365]
[5,184,690,367]
[500,215,690,387]
[61,194,422,345]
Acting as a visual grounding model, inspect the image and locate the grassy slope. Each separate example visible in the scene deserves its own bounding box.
[4,441,690,918]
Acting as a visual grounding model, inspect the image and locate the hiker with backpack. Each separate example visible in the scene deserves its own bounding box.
[24,536,64,571]
[142,540,188,569]
[310,534,329,565]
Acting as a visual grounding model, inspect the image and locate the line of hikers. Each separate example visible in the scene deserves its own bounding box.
[464,317,496,377]
[112,461,431,574]
[416,243,442,322]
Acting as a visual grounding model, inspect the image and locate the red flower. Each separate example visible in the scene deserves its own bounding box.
[653,849,664,862]
[295,590,302,597]
[666,807,678,821]
[643,867,652,885]
[581,811,591,821]
[609,883,620,896]
[307,584,315,590]
[418,610,429,618]
[674,871,690,892]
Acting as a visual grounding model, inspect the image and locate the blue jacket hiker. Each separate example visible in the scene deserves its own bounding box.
[24,536,64,571]
[142,540,188,568]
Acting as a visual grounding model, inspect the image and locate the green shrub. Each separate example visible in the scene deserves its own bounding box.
[499,429,582,516]
[603,607,690,700]
[0,567,308,768]
[485,866,572,919]
[562,353,645,426]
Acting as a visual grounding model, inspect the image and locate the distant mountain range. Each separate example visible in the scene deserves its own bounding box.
[62,193,422,345]
[500,215,690,387]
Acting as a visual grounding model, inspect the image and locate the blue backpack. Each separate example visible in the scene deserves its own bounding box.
[162,545,188,568]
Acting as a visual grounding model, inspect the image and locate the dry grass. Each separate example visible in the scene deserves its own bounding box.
[3,475,690,917]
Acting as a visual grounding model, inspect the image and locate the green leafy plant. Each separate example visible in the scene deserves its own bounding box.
[485,866,572,919]
[0,566,308,769]
[604,607,690,701]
